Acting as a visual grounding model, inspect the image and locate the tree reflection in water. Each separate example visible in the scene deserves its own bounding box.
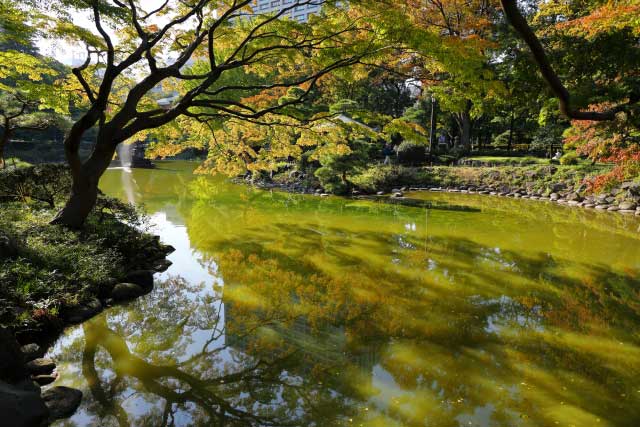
[49,164,640,427]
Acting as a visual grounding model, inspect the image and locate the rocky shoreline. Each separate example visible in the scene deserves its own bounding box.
[0,237,175,427]
[240,167,640,218]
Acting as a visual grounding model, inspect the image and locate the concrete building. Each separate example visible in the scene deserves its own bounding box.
[251,0,325,22]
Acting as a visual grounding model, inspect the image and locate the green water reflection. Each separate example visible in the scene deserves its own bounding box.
[48,161,640,427]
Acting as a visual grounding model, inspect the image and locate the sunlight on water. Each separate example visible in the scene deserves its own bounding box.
[47,161,640,427]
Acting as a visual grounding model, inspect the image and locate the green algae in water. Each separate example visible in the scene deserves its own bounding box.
[47,161,640,427]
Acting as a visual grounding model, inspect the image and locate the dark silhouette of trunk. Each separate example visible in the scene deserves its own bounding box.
[51,135,116,228]
[459,106,472,151]
[508,111,514,151]
[0,119,10,169]
[0,132,8,169]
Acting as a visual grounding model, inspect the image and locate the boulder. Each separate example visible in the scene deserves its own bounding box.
[62,298,102,324]
[0,233,18,259]
[20,344,43,363]
[607,206,620,212]
[153,259,173,273]
[549,193,560,201]
[42,386,82,421]
[0,327,27,381]
[0,381,49,427]
[25,358,56,376]
[566,193,583,202]
[32,374,57,386]
[111,283,147,301]
[618,201,637,210]
[160,244,176,255]
[123,270,154,291]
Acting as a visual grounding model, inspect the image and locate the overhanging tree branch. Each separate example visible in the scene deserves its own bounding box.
[500,0,639,121]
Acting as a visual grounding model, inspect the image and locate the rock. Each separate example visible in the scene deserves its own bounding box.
[0,380,49,427]
[637,206,640,211]
[637,210,640,216]
[605,196,616,204]
[20,343,43,362]
[618,201,637,210]
[62,298,102,324]
[153,259,173,273]
[607,206,620,212]
[392,192,403,198]
[0,233,18,260]
[567,200,581,206]
[161,244,176,255]
[123,270,154,291]
[549,193,560,201]
[583,203,595,209]
[111,283,147,301]
[376,191,384,195]
[619,209,636,215]
[550,183,566,193]
[25,358,56,376]
[566,192,583,202]
[32,374,57,386]
[595,204,610,210]
[42,386,82,421]
[0,327,27,381]
[320,193,330,197]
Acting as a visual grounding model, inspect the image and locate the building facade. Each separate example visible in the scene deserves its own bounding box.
[251,0,325,22]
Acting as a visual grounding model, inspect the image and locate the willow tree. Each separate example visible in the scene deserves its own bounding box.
[32,0,383,227]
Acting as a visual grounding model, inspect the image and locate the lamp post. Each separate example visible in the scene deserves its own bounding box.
[428,94,437,153]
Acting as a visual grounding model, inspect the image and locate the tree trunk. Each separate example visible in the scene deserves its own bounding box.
[508,111,514,151]
[0,125,10,169]
[460,110,471,151]
[51,139,116,228]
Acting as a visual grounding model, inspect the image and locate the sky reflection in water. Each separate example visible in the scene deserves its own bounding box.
[48,161,640,427]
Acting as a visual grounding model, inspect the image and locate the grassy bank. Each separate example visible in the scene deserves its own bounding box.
[0,165,171,339]
[349,164,615,195]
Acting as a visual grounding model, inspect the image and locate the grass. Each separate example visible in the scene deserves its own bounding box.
[465,155,551,165]
[2,157,32,169]
[349,163,613,194]
[0,165,164,331]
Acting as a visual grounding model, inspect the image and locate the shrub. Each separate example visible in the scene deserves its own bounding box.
[560,152,579,165]
[396,141,427,165]
[350,165,419,192]
[0,164,71,207]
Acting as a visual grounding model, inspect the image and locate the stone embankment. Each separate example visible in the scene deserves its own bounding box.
[377,182,640,217]
[0,240,175,426]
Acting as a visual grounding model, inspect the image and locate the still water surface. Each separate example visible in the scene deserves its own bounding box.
[48,161,640,427]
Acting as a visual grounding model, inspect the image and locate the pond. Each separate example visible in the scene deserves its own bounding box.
[47,161,640,427]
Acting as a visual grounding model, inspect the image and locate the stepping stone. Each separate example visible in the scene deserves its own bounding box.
[42,386,82,421]
[25,358,55,376]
